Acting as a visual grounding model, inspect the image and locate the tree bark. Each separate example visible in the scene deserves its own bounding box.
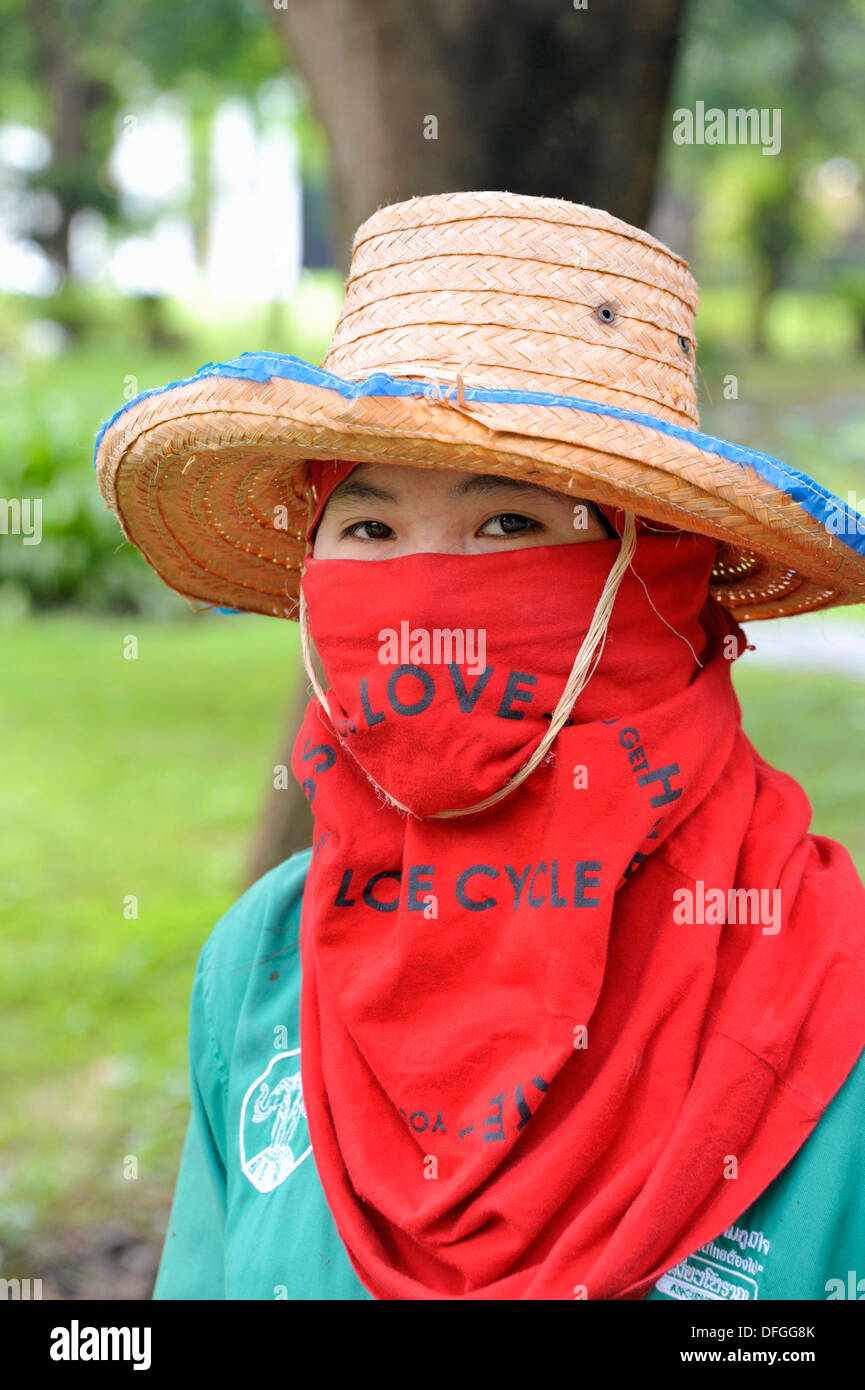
[272,0,687,269]
[243,0,688,888]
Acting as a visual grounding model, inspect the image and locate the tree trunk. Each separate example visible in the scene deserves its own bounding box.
[26,0,111,275]
[243,0,688,888]
[243,678,320,886]
[747,7,821,356]
[271,0,687,269]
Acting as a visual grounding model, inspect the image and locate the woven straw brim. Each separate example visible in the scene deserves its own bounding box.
[94,362,865,623]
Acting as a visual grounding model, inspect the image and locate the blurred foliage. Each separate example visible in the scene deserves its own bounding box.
[0,0,288,276]
[832,266,865,349]
[0,612,302,1257]
[664,0,865,350]
[0,275,342,613]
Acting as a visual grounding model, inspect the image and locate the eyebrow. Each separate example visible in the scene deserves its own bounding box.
[327,472,555,506]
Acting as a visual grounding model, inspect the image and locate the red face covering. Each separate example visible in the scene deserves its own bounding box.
[291,532,865,1300]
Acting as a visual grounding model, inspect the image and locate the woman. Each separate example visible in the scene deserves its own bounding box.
[94,191,865,1301]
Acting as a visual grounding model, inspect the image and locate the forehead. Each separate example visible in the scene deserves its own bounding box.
[329,464,561,505]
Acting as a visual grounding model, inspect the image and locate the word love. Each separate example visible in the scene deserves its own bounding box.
[334,860,603,913]
[338,664,541,735]
[378,622,487,677]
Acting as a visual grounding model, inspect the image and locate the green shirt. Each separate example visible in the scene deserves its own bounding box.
[153,848,865,1301]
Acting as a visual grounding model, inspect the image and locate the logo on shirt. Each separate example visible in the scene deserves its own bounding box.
[654,1224,770,1300]
[240,1050,312,1193]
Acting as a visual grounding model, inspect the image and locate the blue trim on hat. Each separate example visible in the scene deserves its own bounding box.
[94,350,865,561]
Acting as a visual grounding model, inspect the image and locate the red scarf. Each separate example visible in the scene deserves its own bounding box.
[290,532,865,1300]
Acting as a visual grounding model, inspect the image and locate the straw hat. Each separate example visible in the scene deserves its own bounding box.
[94,189,865,623]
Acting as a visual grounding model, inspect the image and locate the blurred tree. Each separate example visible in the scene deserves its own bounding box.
[244,0,689,885]
[667,0,865,353]
[834,267,865,351]
[268,0,687,270]
[0,0,285,280]
[22,0,115,274]
[745,161,805,356]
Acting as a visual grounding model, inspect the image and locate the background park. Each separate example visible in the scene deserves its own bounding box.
[1,0,864,1297]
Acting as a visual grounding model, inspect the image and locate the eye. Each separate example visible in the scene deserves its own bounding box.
[678,335,691,353]
[480,512,541,537]
[340,520,393,541]
[596,304,616,324]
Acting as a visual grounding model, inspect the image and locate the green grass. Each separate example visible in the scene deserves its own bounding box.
[0,611,302,1254]
[732,663,865,875]
[2,613,864,1266]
